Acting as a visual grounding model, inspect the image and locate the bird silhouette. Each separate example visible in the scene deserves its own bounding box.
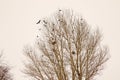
[36,20,41,24]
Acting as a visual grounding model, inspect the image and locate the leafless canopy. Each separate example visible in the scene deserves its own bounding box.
[24,9,109,80]
[0,53,12,80]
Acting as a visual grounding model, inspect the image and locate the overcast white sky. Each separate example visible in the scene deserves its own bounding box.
[0,0,120,80]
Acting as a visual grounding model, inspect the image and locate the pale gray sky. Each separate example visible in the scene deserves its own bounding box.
[0,0,120,80]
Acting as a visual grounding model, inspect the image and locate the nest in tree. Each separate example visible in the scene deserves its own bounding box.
[52,41,56,45]
[72,51,75,54]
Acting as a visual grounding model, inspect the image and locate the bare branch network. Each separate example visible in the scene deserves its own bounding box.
[24,9,109,80]
[0,53,12,80]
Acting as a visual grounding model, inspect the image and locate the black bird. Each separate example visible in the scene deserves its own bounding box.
[36,20,41,24]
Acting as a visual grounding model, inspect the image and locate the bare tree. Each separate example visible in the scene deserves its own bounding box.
[0,52,12,80]
[23,9,109,80]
